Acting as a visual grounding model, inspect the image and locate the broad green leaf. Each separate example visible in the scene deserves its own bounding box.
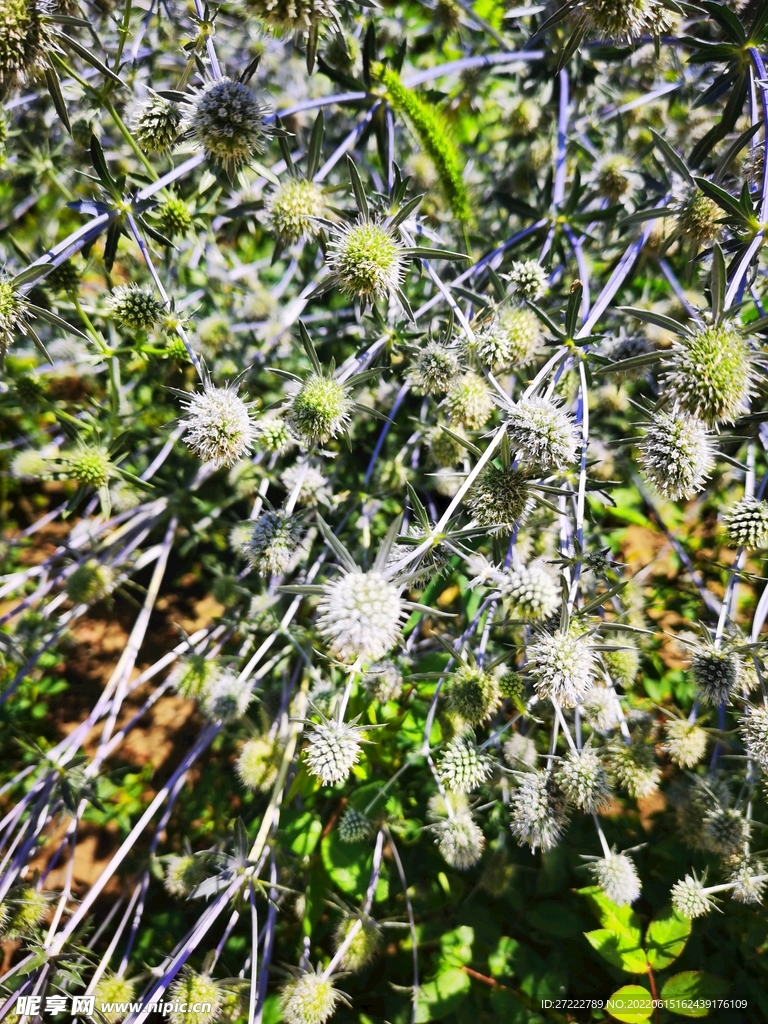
[488,989,533,1024]
[578,886,644,943]
[645,906,691,969]
[660,971,730,1018]
[439,925,474,967]
[606,985,654,1023]
[280,810,323,859]
[414,967,471,1022]
[584,928,649,974]
[526,901,583,937]
[321,830,370,896]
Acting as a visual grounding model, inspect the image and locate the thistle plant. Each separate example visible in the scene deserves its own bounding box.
[186,78,272,175]
[181,383,257,468]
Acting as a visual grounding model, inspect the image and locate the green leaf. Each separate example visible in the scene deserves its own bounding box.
[649,128,693,185]
[320,829,370,897]
[439,925,474,967]
[281,810,323,859]
[660,971,730,1018]
[415,967,471,1022]
[645,906,691,970]
[526,901,583,938]
[584,928,649,974]
[606,986,653,1023]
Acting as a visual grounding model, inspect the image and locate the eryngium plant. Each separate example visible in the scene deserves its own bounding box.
[3,2,768,1021]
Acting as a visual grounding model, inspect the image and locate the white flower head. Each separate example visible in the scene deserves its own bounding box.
[590,852,642,906]
[507,259,548,301]
[304,713,366,785]
[326,216,406,304]
[436,735,494,793]
[528,627,596,708]
[723,497,768,549]
[505,396,579,472]
[316,569,405,663]
[662,718,708,768]
[638,410,714,501]
[502,564,561,622]
[510,769,569,852]
[432,810,485,869]
[740,705,768,770]
[265,177,326,244]
[181,383,257,468]
[671,872,717,919]
[555,746,611,813]
[201,669,253,722]
[280,965,346,1024]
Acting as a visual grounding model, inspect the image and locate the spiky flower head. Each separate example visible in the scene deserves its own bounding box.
[432,810,485,869]
[662,718,708,768]
[428,425,464,467]
[729,858,767,905]
[427,790,469,821]
[671,872,716,919]
[503,731,538,768]
[582,686,618,732]
[281,965,344,1024]
[490,306,545,367]
[283,464,330,507]
[555,746,611,813]
[467,465,534,533]
[181,383,257,468]
[662,323,756,426]
[324,30,361,70]
[46,260,81,294]
[11,449,50,479]
[168,654,218,700]
[446,372,494,430]
[595,155,639,202]
[304,718,364,785]
[702,808,750,859]
[0,274,30,357]
[507,259,547,301]
[509,98,541,137]
[333,914,382,972]
[583,0,673,41]
[236,736,279,792]
[106,284,164,331]
[265,177,326,243]
[408,341,461,395]
[0,0,54,93]
[692,648,740,705]
[723,496,768,549]
[246,510,303,576]
[338,806,372,843]
[528,627,596,708]
[200,669,253,722]
[740,705,768,770]
[590,852,641,906]
[316,569,404,663]
[363,660,403,702]
[255,417,295,455]
[163,853,204,897]
[66,559,114,604]
[168,972,222,1024]
[608,742,660,799]
[133,95,182,152]
[248,0,338,30]
[602,642,640,687]
[1,887,49,939]
[674,187,721,246]
[436,734,493,792]
[63,445,112,488]
[156,195,193,238]
[498,669,525,702]
[446,665,501,725]
[287,374,353,445]
[187,78,271,174]
[93,975,137,1024]
[502,564,560,622]
[637,410,713,500]
[505,396,579,473]
[326,216,406,304]
[510,769,569,852]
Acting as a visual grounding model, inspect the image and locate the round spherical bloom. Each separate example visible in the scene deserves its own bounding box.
[281,966,344,1024]
[265,177,326,243]
[1,887,49,939]
[446,372,494,430]
[740,705,768,770]
[507,259,547,301]
[671,873,716,919]
[287,374,353,445]
[11,449,50,479]
[428,426,465,467]
[187,78,271,173]
[509,98,541,137]
[324,30,361,69]
[590,853,642,906]
[602,642,640,687]
[304,719,364,785]
[497,306,545,366]
[246,510,303,576]
[662,324,757,426]
[502,565,561,622]
[692,648,741,706]
[408,341,461,395]
[45,260,79,296]
[255,417,295,456]
[436,735,494,793]
[637,411,714,500]
[338,806,371,843]
[156,195,192,238]
[248,0,338,30]
[662,718,708,768]
[503,731,538,769]
[64,446,112,488]
[555,746,611,813]
[168,654,218,700]
[432,810,485,869]
[594,155,639,202]
[181,384,257,468]
[283,464,330,507]
[93,975,136,1024]
[446,666,501,725]
[498,670,526,702]
[582,686,619,732]
[237,737,279,792]
[674,187,721,246]
[13,372,46,404]
[326,217,406,304]
[201,669,253,722]
[510,769,569,852]
[608,742,660,799]
[729,858,767,905]
[363,660,403,702]
[65,560,114,604]
[505,396,579,473]
[583,0,673,40]
[333,915,382,972]
[467,466,535,533]
[168,972,222,1024]
[427,790,470,821]
[723,496,768,549]
[133,95,182,152]
[316,570,404,663]
[528,628,596,708]
[163,854,204,897]
[702,808,750,859]
[0,275,30,357]
[0,0,53,92]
